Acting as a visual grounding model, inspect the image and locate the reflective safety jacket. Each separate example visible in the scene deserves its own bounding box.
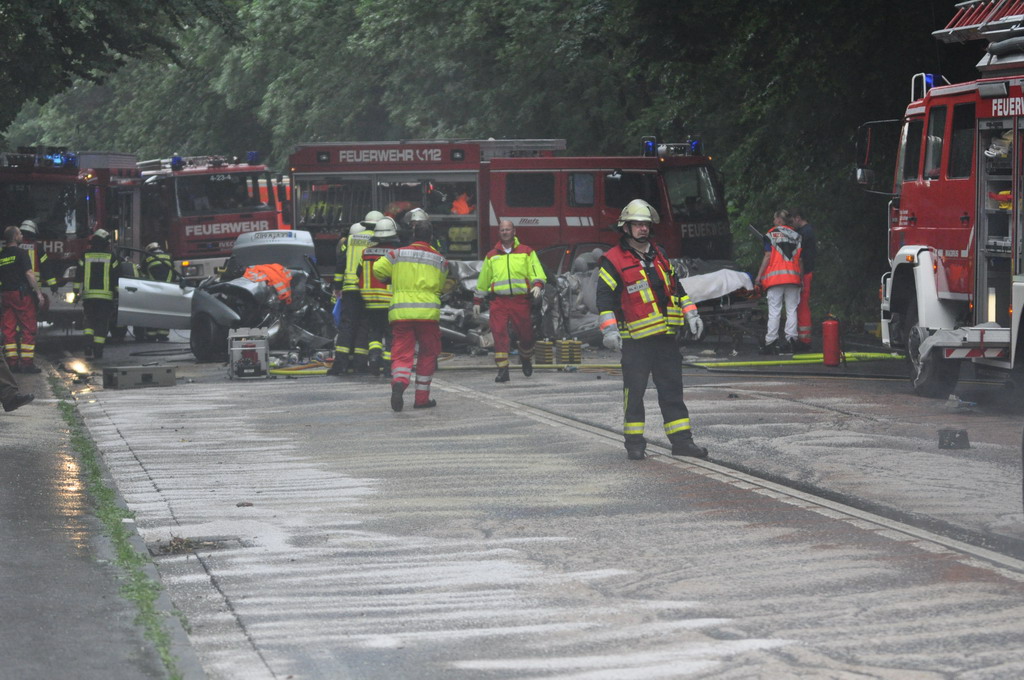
[334,230,374,292]
[144,250,175,283]
[74,250,120,301]
[20,242,57,288]
[762,225,802,288]
[596,241,694,339]
[474,237,545,303]
[360,243,395,309]
[372,241,449,323]
[244,264,293,304]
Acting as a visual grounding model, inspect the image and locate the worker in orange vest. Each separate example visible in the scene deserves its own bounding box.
[755,209,803,355]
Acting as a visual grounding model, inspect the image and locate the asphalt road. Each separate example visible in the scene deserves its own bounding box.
[42,332,1024,679]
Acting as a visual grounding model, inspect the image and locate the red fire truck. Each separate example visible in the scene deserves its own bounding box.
[286,138,729,267]
[137,153,284,282]
[0,148,140,324]
[857,0,1024,398]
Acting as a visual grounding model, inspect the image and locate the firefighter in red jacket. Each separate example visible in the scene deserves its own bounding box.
[474,220,546,382]
[0,224,47,372]
[373,220,452,412]
[596,199,708,461]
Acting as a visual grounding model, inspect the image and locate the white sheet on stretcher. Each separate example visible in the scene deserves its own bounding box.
[679,269,754,303]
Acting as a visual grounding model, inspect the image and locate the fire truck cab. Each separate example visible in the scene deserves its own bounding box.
[0,148,140,326]
[287,138,729,269]
[859,1,1024,398]
[138,153,281,283]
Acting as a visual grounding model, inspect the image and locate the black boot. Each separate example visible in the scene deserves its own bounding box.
[495,366,510,383]
[327,355,348,376]
[390,382,406,412]
[368,349,383,377]
[521,358,533,377]
[2,393,34,412]
[671,434,708,459]
[625,436,646,460]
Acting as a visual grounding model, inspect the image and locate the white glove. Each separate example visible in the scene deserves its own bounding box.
[531,286,542,300]
[602,328,622,352]
[685,310,704,339]
[472,304,481,318]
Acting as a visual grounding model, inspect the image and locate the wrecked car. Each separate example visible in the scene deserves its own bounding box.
[116,230,336,362]
[536,243,759,348]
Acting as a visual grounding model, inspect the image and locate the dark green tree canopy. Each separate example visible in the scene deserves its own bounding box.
[0,0,237,131]
[2,0,984,324]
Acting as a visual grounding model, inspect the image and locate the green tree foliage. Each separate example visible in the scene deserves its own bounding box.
[0,0,238,133]
[4,0,984,324]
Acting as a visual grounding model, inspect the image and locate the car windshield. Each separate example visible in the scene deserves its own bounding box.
[662,165,725,222]
[0,180,89,239]
[175,171,273,216]
[225,232,318,276]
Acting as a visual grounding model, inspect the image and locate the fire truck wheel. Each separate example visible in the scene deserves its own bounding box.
[190,313,229,363]
[906,321,960,399]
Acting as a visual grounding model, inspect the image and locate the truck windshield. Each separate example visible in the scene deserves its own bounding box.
[662,166,725,222]
[175,172,273,216]
[0,181,89,239]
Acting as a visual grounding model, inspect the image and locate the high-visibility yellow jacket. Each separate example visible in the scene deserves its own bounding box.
[74,250,119,301]
[334,230,374,292]
[372,241,449,323]
[474,237,545,302]
[144,250,175,283]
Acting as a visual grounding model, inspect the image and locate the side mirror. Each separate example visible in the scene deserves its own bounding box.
[856,167,875,186]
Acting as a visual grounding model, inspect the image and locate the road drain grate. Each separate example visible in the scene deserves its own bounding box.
[147,536,249,556]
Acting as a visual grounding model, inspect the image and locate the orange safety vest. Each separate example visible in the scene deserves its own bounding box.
[762,225,802,288]
[451,193,473,215]
[360,245,393,309]
[598,245,689,339]
[244,264,293,304]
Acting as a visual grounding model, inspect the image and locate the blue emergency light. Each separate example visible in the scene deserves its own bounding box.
[170,155,184,171]
[641,136,658,157]
[246,151,260,165]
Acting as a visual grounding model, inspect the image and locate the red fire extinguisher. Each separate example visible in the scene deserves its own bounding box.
[822,315,843,367]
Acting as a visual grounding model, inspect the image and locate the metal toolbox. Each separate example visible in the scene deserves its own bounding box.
[102,365,176,390]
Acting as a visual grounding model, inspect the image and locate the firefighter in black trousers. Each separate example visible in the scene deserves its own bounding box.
[141,242,175,341]
[72,229,121,359]
[595,199,708,461]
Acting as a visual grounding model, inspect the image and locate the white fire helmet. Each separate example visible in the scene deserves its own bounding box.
[349,222,366,236]
[616,199,660,230]
[372,217,398,239]
[403,207,430,226]
[145,242,162,252]
[360,210,385,228]
[93,229,110,242]
[19,219,37,236]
